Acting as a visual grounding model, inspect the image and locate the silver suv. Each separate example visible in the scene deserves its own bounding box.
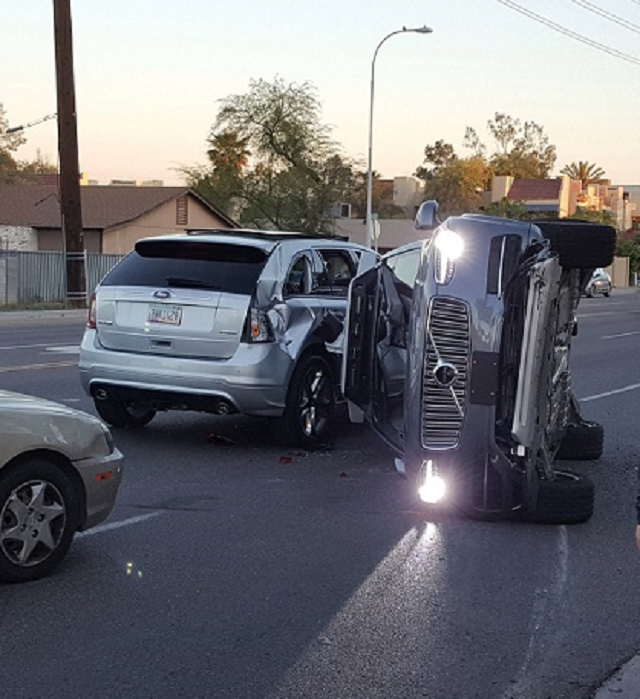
[79,230,375,448]
[343,203,616,523]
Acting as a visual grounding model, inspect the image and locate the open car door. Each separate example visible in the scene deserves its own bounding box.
[342,261,415,454]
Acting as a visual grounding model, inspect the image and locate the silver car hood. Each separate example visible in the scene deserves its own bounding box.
[0,391,111,464]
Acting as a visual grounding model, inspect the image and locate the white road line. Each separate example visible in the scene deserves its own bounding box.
[580,383,640,403]
[77,512,162,538]
[45,345,80,354]
[0,343,68,351]
[0,360,77,373]
[602,331,640,340]
[502,527,568,698]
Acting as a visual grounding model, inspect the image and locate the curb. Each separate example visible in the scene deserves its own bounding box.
[594,656,640,697]
[0,309,87,320]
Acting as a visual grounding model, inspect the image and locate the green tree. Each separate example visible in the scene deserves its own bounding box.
[487,112,556,178]
[421,154,491,215]
[616,233,640,275]
[560,161,606,189]
[0,102,26,183]
[482,198,528,220]
[569,207,615,226]
[183,78,360,232]
[0,104,57,183]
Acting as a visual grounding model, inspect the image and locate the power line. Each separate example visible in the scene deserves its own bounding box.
[497,0,640,65]
[568,0,640,34]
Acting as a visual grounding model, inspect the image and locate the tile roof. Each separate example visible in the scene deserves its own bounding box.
[0,184,237,229]
[508,179,562,201]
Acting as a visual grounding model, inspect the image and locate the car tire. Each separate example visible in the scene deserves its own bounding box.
[533,221,617,269]
[556,421,604,461]
[529,470,595,525]
[273,354,335,449]
[94,396,156,428]
[0,459,80,584]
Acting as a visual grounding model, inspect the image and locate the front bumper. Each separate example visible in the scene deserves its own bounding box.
[75,447,124,530]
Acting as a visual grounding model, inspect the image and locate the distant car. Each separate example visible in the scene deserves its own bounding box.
[343,203,616,524]
[79,230,376,449]
[0,391,123,583]
[584,268,612,297]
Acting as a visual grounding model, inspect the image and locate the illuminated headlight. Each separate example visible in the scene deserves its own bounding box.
[433,229,464,285]
[417,459,447,504]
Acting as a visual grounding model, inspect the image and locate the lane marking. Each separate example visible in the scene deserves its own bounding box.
[45,345,80,354]
[0,342,71,351]
[580,383,640,403]
[577,309,640,318]
[602,331,640,340]
[0,360,77,373]
[77,512,162,538]
[502,527,568,698]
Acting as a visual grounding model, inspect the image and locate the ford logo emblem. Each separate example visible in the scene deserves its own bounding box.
[433,361,458,387]
[153,290,172,299]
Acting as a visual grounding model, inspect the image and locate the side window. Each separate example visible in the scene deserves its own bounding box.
[284,254,313,296]
[313,250,356,296]
[386,249,421,288]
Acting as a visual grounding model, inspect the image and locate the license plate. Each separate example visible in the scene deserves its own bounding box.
[148,304,182,326]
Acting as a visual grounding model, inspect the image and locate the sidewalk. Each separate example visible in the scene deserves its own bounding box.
[595,656,640,697]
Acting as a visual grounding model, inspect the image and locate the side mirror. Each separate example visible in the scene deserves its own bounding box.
[414,200,439,231]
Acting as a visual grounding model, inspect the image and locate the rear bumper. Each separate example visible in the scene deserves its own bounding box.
[79,330,292,417]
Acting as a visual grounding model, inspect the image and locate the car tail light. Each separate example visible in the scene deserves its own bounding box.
[87,292,97,329]
[244,306,274,343]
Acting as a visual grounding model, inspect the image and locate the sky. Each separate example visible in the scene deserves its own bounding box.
[3,1,640,187]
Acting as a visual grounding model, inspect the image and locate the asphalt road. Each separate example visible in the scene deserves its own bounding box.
[0,292,639,699]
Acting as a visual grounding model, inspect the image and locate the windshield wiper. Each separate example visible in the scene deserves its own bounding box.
[165,277,221,290]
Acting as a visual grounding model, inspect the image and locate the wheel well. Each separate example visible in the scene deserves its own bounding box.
[296,344,338,378]
[2,449,87,528]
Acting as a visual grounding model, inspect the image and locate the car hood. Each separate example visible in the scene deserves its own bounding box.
[0,390,92,418]
[0,391,111,464]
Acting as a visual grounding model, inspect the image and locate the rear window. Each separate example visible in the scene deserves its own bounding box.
[101,240,269,295]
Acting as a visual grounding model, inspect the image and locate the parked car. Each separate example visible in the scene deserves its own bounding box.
[584,268,612,297]
[0,391,123,583]
[343,203,616,524]
[79,230,376,449]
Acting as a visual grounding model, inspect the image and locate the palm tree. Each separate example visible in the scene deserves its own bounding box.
[206,131,250,173]
[560,161,605,190]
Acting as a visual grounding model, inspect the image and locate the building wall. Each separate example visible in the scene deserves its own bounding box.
[102,197,233,254]
[0,226,37,251]
[393,176,422,209]
[38,228,102,253]
[491,176,514,203]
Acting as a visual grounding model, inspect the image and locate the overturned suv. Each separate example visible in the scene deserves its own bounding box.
[343,204,616,523]
[80,231,374,448]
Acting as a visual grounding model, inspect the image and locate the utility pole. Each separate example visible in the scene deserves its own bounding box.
[53,0,86,308]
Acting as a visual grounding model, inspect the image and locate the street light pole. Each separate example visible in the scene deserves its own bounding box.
[365,25,433,249]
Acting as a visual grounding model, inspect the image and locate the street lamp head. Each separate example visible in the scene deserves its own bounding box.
[403,25,433,34]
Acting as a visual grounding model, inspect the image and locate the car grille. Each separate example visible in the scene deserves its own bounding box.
[422,297,470,449]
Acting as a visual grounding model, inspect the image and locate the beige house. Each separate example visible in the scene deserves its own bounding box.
[0,184,237,254]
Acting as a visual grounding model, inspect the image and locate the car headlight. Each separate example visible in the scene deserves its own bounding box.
[433,229,464,285]
[417,459,447,504]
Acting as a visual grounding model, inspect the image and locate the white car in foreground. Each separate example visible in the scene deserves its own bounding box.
[0,391,124,583]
